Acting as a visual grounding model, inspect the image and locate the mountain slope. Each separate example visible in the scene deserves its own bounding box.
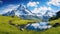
[16,4,32,15]
[2,10,15,16]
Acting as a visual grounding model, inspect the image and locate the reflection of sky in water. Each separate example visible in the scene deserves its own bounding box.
[26,22,51,31]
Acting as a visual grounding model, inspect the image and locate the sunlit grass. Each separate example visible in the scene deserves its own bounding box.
[0,15,60,34]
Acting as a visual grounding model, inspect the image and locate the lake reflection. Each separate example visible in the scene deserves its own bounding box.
[26,22,52,31]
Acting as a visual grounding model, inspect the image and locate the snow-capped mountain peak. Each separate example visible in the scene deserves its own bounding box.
[15,4,33,15]
[2,4,56,20]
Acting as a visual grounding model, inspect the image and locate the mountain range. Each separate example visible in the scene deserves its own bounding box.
[2,4,56,21]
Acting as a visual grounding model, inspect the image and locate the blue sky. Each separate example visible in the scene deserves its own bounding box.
[0,0,60,14]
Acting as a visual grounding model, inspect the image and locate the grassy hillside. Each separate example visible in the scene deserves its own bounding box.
[0,15,60,34]
[50,18,60,25]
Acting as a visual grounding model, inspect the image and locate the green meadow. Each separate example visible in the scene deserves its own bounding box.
[0,15,60,34]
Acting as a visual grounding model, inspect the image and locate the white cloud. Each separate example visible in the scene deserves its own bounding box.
[31,6,54,16]
[32,6,52,13]
[27,2,39,7]
[48,0,60,6]
[2,4,19,14]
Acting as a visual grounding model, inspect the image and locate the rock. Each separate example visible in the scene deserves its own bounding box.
[20,28,24,31]
[53,23,60,27]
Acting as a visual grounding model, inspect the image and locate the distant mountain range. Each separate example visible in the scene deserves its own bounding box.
[2,4,56,21]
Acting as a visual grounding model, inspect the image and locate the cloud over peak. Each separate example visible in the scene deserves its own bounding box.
[31,6,52,13]
[27,1,39,7]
